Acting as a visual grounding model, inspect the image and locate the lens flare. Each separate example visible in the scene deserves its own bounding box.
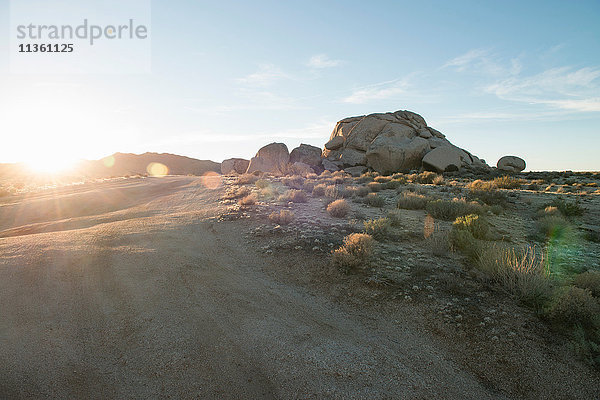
[147,162,168,177]
[200,171,222,189]
[103,155,115,168]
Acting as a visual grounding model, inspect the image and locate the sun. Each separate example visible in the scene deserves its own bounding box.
[25,153,80,174]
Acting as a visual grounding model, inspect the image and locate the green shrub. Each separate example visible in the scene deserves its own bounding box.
[544,198,584,217]
[312,184,326,197]
[363,218,391,240]
[331,233,375,272]
[453,214,489,239]
[547,286,600,328]
[255,179,270,189]
[467,189,507,207]
[427,230,450,256]
[383,180,402,190]
[397,191,429,210]
[574,271,600,297]
[426,198,482,221]
[279,189,308,203]
[269,210,295,225]
[259,186,279,200]
[327,199,350,218]
[236,173,259,185]
[282,175,304,189]
[449,227,479,259]
[364,193,385,207]
[537,215,572,239]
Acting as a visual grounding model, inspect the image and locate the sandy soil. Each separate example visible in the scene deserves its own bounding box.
[0,176,596,399]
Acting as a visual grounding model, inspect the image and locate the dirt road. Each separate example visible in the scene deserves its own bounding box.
[1,177,510,398]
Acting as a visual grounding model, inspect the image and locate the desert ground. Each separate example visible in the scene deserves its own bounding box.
[1,173,599,399]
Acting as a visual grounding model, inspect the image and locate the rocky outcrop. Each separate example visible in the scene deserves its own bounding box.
[289,144,322,167]
[323,110,489,174]
[497,156,526,172]
[221,158,250,175]
[246,143,290,175]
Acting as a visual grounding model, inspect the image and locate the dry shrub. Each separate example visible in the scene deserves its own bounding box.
[356,173,375,184]
[364,193,385,207]
[476,244,552,308]
[239,193,258,205]
[236,173,259,185]
[453,214,489,239]
[387,209,403,227]
[259,186,279,200]
[302,180,316,193]
[312,184,327,197]
[223,186,250,200]
[574,271,600,297]
[327,199,350,218]
[255,179,270,189]
[383,180,402,190]
[397,191,429,210]
[433,175,445,186]
[544,198,584,217]
[364,218,391,240]
[374,175,392,183]
[367,182,383,192]
[415,171,438,184]
[282,175,304,189]
[325,184,341,199]
[493,175,523,189]
[356,185,370,197]
[426,198,483,221]
[537,215,572,238]
[320,170,332,177]
[279,189,308,203]
[546,286,600,328]
[427,230,450,256]
[331,233,374,272]
[467,179,497,191]
[269,209,295,225]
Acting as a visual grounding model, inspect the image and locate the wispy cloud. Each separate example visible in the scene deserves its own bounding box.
[443,49,490,71]
[307,54,342,69]
[486,66,600,112]
[342,78,410,104]
[443,48,521,77]
[236,64,290,86]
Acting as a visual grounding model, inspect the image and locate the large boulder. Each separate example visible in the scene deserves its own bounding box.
[289,144,322,167]
[323,110,489,174]
[289,161,313,176]
[221,158,249,175]
[246,142,290,175]
[422,146,465,172]
[497,156,526,172]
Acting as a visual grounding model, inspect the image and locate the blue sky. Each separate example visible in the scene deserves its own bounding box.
[0,0,599,170]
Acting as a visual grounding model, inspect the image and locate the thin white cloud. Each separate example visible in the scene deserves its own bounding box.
[342,78,410,104]
[443,48,520,77]
[485,66,600,112]
[236,64,290,86]
[307,54,342,69]
[443,49,490,71]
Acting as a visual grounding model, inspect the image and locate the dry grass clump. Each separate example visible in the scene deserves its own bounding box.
[325,184,341,199]
[340,186,357,198]
[426,198,482,221]
[282,175,304,189]
[269,209,295,225]
[236,173,260,185]
[453,214,489,240]
[367,182,383,192]
[259,186,279,200]
[544,198,584,217]
[279,189,308,203]
[320,170,332,177]
[302,180,315,193]
[356,172,375,183]
[356,185,370,197]
[415,171,438,184]
[537,215,572,239]
[467,189,507,207]
[387,209,403,227]
[467,179,497,191]
[433,175,445,185]
[223,186,251,200]
[493,175,524,189]
[312,184,327,197]
[546,286,600,328]
[397,191,429,210]
[383,180,402,190]
[363,218,391,240]
[573,271,600,298]
[331,233,375,272]
[239,193,258,205]
[476,244,552,307]
[327,199,351,218]
[427,230,450,256]
[374,175,392,183]
[364,193,385,207]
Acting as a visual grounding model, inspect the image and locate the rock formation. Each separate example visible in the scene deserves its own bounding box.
[322,110,489,174]
[289,144,322,167]
[497,156,526,172]
[246,143,290,175]
[221,158,250,175]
